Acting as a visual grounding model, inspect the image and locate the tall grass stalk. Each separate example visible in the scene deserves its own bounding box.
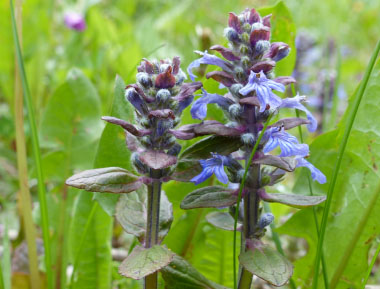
[233,114,273,289]
[10,1,53,288]
[311,40,380,289]
[1,223,11,289]
[361,239,380,289]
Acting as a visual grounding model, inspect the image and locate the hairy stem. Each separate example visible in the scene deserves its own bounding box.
[144,169,162,289]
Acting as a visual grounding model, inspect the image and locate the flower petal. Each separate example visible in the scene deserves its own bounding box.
[296,158,327,184]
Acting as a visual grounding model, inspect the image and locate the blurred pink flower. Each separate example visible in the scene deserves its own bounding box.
[64,12,86,31]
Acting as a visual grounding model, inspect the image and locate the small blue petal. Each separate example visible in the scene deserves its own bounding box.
[258,213,274,229]
[190,88,232,120]
[190,153,231,185]
[239,71,285,112]
[263,127,309,157]
[296,157,327,184]
[187,50,232,81]
[280,94,318,132]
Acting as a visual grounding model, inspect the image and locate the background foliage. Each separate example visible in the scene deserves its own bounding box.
[1,0,380,288]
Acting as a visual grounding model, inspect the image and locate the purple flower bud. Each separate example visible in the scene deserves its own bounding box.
[250,28,270,48]
[125,88,148,115]
[156,89,171,103]
[296,157,326,184]
[279,94,317,132]
[263,127,309,157]
[64,11,86,31]
[258,213,274,229]
[224,27,240,42]
[190,88,233,120]
[190,153,231,185]
[267,42,290,62]
[187,51,233,81]
[136,72,151,87]
[228,12,243,34]
[255,40,271,54]
[239,71,285,112]
[248,8,261,24]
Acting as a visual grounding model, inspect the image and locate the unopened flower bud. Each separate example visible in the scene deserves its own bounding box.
[136,72,151,87]
[228,103,242,117]
[255,40,270,54]
[242,22,251,33]
[167,143,181,156]
[241,56,251,68]
[156,89,171,103]
[241,32,250,43]
[258,213,274,229]
[241,133,255,145]
[131,152,148,173]
[224,27,240,42]
[230,83,244,97]
[261,175,271,186]
[176,70,186,84]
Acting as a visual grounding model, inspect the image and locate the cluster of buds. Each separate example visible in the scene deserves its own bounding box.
[103,57,202,177]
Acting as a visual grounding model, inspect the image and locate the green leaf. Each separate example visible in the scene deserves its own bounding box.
[119,245,174,280]
[93,75,135,215]
[161,254,228,289]
[115,189,173,243]
[261,192,326,209]
[283,58,380,288]
[139,150,177,170]
[66,167,142,194]
[181,186,237,209]
[239,245,293,287]
[206,211,241,232]
[180,136,242,160]
[171,159,202,182]
[252,155,297,172]
[259,1,296,77]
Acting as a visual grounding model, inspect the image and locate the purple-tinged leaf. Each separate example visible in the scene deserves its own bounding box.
[181,186,237,209]
[239,96,260,107]
[259,189,326,208]
[102,116,151,137]
[210,45,241,61]
[148,109,175,120]
[155,66,176,89]
[172,56,181,74]
[139,151,177,169]
[239,244,293,286]
[138,59,155,74]
[250,27,271,47]
[252,155,297,171]
[228,12,243,33]
[249,8,261,24]
[206,71,236,87]
[250,60,276,73]
[262,14,272,28]
[193,121,243,137]
[266,42,290,62]
[175,82,203,101]
[66,167,142,194]
[274,76,296,86]
[271,117,310,130]
[119,245,174,280]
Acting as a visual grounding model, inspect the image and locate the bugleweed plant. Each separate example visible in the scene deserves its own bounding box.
[66,7,328,289]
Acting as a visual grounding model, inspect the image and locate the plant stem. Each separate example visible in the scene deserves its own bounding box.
[312,40,380,289]
[10,1,53,288]
[361,239,380,289]
[144,169,162,289]
[12,1,40,288]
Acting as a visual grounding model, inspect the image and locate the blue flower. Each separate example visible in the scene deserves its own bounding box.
[190,88,232,120]
[187,51,233,81]
[263,127,309,157]
[258,213,274,229]
[191,153,231,185]
[239,71,285,112]
[279,94,317,132]
[296,157,326,184]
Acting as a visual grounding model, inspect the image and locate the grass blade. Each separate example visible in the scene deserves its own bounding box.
[361,239,380,289]
[233,114,272,289]
[1,223,11,289]
[292,84,329,289]
[10,1,53,288]
[311,40,380,289]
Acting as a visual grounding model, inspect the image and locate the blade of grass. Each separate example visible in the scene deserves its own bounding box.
[10,1,53,288]
[330,183,380,288]
[233,114,273,289]
[1,222,11,289]
[361,239,380,289]
[312,40,380,289]
[263,203,297,289]
[11,1,40,288]
[69,202,98,288]
[291,84,329,289]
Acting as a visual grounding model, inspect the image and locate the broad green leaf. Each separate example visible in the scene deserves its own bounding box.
[115,189,173,243]
[161,254,228,289]
[171,159,202,182]
[181,186,236,209]
[261,192,326,209]
[93,75,135,215]
[281,60,380,288]
[66,167,142,194]
[239,245,293,286]
[206,211,241,232]
[119,245,174,280]
[259,1,296,77]
[180,136,242,160]
[40,68,103,153]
